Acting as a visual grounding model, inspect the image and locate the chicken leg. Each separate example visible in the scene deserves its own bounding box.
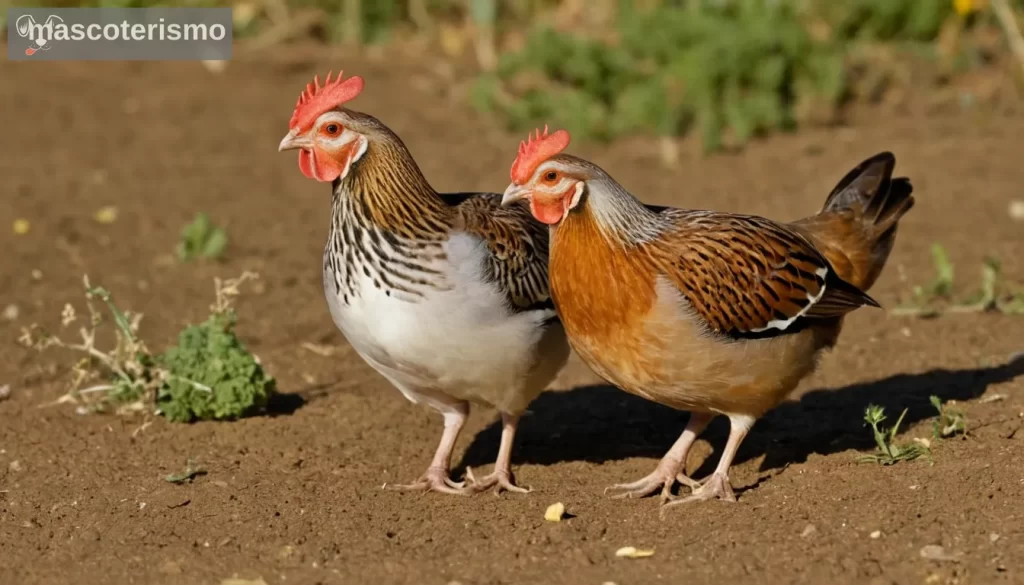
[662,414,755,512]
[604,412,712,501]
[465,413,531,495]
[385,401,470,495]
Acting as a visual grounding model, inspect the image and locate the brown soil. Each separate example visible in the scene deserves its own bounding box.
[1,47,1023,585]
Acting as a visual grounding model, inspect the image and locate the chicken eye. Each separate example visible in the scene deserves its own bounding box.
[324,123,341,136]
[544,171,558,182]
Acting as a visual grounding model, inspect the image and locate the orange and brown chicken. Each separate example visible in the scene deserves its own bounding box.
[501,127,914,507]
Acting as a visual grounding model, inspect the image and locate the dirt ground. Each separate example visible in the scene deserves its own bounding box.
[1,45,1023,585]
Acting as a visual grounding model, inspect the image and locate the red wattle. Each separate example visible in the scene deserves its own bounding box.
[298,148,343,182]
[530,198,565,225]
[298,149,317,180]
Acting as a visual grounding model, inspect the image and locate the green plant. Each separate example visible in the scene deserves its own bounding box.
[177,212,228,262]
[930,395,967,438]
[808,0,952,44]
[157,308,273,423]
[894,243,1024,317]
[474,1,848,152]
[858,404,930,465]
[19,272,274,422]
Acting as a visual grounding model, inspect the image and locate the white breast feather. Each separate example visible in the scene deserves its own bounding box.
[324,231,556,412]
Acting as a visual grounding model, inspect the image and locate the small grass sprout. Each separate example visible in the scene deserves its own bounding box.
[930,395,967,438]
[177,212,228,262]
[894,244,1024,317]
[858,404,930,465]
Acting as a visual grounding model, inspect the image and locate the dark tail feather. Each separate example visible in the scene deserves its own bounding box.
[814,152,915,292]
[821,151,915,236]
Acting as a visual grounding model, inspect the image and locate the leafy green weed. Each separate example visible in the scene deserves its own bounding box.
[177,212,228,262]
[930,395,967,439]
[894,243,1024,317]
[858,404,930,465]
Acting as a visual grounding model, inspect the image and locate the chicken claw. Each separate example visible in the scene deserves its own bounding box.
[464,466,532,495]
[605,412,711,501]
[462,412,532,495]
[660,472,736,515]
[604,467,701,501]
[383,466,469,496]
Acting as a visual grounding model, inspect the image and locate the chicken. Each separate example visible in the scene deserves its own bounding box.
[501,127,913,508]
[278,73,569,494]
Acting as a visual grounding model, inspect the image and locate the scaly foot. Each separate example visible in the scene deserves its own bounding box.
[660,472,736,514]
[604,463,699,502]
[464,466,531,495]
[383,466,469,496]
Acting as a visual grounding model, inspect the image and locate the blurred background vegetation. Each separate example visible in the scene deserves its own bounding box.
[6,0,1024,155]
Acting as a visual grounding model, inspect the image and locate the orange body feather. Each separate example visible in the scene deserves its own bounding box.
[550,205,838,417]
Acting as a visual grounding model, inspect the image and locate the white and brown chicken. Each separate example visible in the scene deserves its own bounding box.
[278,72,569,494]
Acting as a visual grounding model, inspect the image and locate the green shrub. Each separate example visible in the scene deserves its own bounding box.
[469,0,1007,152]
[474,0,847,152]
[156,310,274,423]
[810,0,952,43]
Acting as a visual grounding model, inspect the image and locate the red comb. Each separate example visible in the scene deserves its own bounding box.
[288,71,365,132]
[510,125,571,185]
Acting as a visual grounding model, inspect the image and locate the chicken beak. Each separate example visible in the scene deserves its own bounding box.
[501,183,529,207]
[278,129,312,152]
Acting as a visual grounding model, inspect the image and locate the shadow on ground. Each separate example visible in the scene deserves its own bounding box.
[456,354,1024,477]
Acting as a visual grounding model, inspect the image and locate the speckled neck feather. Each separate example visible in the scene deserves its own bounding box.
[323,125,453,305]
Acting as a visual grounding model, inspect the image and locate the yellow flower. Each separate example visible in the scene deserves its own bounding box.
[953,0,974,16]
[12,219,30,235]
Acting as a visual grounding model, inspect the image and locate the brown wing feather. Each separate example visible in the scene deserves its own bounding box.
[651,210,876,335]
[447,193,554,312]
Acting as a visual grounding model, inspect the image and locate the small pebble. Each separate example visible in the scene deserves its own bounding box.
[990,533,1001,543]
[801,524,818,538]
[0,385,11,401]
[2,304,19,321]
[31,269,43,281]
[1009,200,1024,221]
[202,60,229,73]
[9,460,23,472]
[12,219,30,235]
[920,544,961,562]
[870,530,881,539]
